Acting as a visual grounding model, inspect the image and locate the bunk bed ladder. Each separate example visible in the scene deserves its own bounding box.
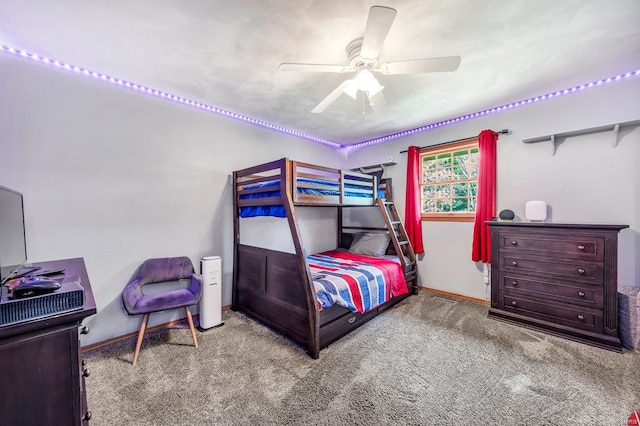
[376,198,419,294]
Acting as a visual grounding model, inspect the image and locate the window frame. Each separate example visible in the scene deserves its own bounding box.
[419,139,479,222]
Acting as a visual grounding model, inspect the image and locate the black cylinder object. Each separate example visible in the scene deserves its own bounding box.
[498,209,515,221]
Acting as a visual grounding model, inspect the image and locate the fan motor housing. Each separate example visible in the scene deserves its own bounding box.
[346,38,375,70]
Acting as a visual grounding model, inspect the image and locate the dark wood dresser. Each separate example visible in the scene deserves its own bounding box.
[0,258,96,425]
[487,222,628,351]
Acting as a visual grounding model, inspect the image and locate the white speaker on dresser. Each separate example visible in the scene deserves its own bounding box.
[525,200,547,222]
[199,256,224,329]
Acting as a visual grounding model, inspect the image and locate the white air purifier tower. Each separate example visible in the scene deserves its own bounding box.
[199,256,223,329]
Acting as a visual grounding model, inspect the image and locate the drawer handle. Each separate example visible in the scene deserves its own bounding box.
[511,280,518,286]
[80,325,90,335]
[578,291,585,297]
[83,368,91,378]
[348,316,356,324]
[511,240,518,246]
[577,314,585,321]
[511,301,517,306]
[577,268,585,275]
[511,260,518,266]
[82,359,88,367]
[577,245,585,251]
[83,411,92,421]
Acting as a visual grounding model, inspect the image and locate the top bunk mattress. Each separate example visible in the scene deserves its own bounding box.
[240,178,386,218]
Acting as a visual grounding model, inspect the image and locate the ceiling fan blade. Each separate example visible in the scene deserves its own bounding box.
[377,56,461,75]
[367,91,388,116]
[360,6,397,61]
[311,80,350,113]
[278,63,353,73]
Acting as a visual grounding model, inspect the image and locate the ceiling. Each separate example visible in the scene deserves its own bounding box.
[1,0,639,146]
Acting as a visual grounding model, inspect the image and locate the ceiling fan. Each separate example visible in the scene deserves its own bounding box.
[278,6,461,115]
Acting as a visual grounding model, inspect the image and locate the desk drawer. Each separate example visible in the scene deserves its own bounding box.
[501,274,603,308]
[501,255,603,285]
[500,294,602,333]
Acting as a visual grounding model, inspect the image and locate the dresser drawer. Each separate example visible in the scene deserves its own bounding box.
[500,274,603,308]
[500,294,602,333]
[501,255,603,285]
[499,232,604,261]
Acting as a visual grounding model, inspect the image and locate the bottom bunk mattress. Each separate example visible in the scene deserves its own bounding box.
[308,250,408,314]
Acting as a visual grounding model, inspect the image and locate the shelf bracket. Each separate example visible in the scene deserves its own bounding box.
[612,123,620,148]
[550,134,557,156]
[353,161,396,174]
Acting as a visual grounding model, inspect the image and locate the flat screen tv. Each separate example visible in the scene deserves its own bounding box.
[0,185,28,285]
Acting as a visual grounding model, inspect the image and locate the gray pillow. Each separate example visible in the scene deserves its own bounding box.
[349,232,391,257]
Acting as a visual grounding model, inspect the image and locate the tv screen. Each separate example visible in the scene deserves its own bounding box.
[0,185,27,284]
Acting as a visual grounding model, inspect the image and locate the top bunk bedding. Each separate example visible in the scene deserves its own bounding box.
[234,158,387,218]
[240,178,386,217]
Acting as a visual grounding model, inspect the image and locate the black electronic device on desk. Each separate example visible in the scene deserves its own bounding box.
[1,271,85,326]
[2,268,66,299]
[11,275,61,299]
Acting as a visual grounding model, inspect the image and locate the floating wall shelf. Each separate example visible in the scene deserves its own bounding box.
[522,119,640,156]
[352,161,397,173]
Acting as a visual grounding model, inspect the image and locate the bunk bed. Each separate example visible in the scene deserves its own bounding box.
[232,158,417,359]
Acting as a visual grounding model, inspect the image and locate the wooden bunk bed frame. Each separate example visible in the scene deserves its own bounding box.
[232,158,417,358]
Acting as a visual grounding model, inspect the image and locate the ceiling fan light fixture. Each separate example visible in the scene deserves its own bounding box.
[366,80,384,98]
[342,69,384,100]
[355,69,376,91]
[341,79,358,99]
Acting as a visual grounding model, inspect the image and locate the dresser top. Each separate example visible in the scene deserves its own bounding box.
[486,221,629,231]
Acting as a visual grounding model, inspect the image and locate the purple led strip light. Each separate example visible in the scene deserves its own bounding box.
[348,68,640,149]
[2,44,637,150]
[0,44,340,148]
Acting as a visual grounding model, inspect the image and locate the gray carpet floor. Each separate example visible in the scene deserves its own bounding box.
[85,292,640,425]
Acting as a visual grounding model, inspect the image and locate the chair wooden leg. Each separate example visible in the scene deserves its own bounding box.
[185,307,198,348]
[132,313,150,366]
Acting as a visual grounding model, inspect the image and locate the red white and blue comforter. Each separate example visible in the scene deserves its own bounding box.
[308,250,408,314]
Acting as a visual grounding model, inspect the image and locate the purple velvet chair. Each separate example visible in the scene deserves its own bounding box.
[122,257,203,365]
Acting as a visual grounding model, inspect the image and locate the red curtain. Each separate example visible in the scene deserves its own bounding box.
[405,146,424,254]
[472,130,499,263]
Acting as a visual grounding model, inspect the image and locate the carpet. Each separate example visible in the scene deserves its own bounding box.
[85,292,640,425]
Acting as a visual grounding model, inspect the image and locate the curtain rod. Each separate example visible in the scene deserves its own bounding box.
[399,129,510,153]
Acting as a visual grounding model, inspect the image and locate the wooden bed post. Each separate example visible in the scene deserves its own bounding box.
[337,206,343,249]
[282,159,321,358]
[232,170,240,310]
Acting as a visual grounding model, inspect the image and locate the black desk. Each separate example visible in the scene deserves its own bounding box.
[0,258,97,425]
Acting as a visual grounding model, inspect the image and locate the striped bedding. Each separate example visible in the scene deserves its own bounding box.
[308,250,408,313]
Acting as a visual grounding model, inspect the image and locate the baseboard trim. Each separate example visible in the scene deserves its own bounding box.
[419,286,489,306]
[81,305,231,353]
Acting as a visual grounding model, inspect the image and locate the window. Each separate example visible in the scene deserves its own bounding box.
[420,139,479,222]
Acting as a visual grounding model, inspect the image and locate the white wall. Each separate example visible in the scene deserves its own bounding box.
[0,58,341,346]
[241,208,339,255]
[346,77,640,301]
